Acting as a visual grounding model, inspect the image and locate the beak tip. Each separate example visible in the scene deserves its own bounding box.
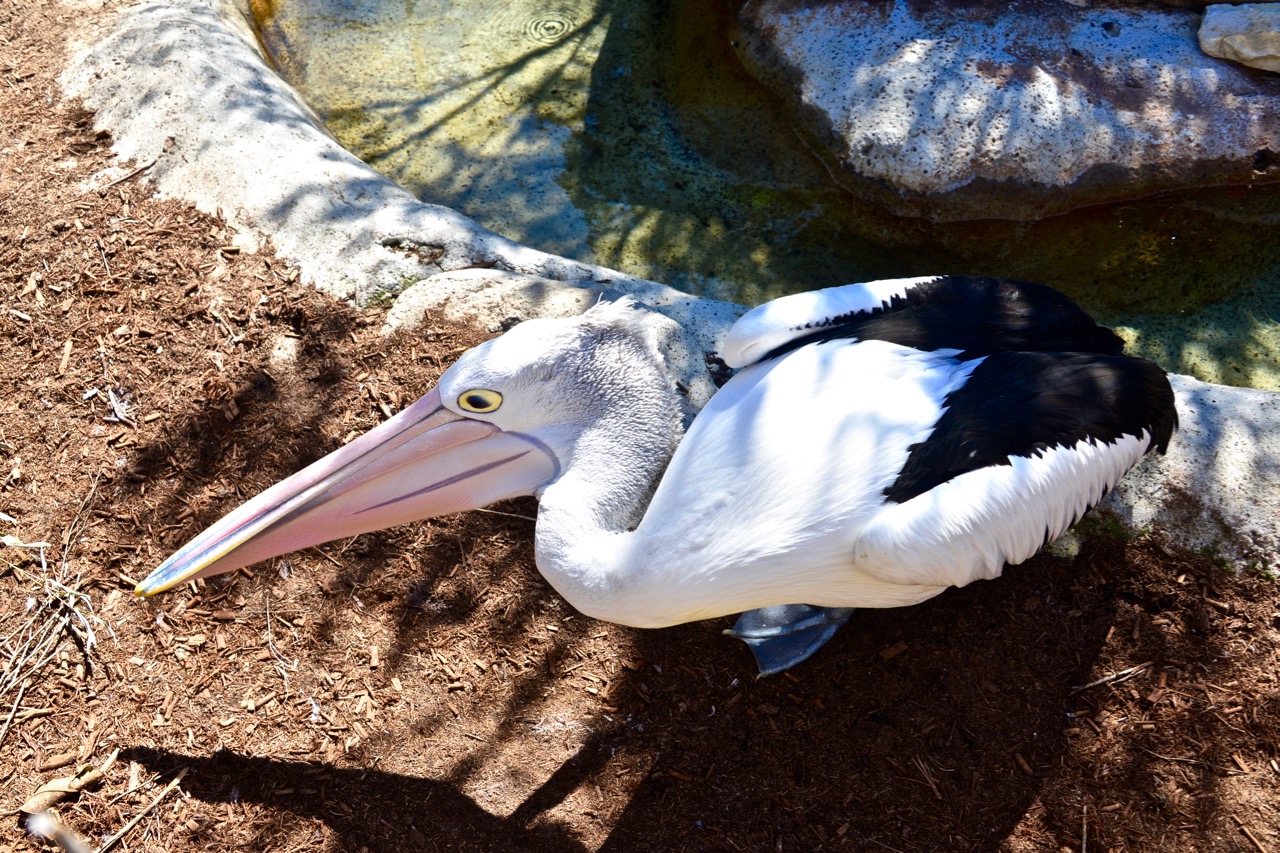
[133,571,175,598]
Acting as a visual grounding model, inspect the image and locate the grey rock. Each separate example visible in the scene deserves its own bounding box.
[1105,374,1280,575]
[1201,3,1280,72]
[733,0,1280,221]
[59,0,738,340]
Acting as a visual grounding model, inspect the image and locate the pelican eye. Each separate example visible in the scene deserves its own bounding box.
[458,389,502,413]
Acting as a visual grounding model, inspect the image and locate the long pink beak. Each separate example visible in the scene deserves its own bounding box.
[134,387,557,597]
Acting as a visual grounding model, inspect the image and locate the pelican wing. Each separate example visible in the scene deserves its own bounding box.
[633,276,1177,618]
[851,348,1176,592]
[722,275,1124,368]
[629,339,982,616]
[886,350,1177,503]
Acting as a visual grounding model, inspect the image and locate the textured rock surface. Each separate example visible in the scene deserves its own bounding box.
[733,0,1280,221]
[1104,375,1280,574]
[1201,2,1280,72]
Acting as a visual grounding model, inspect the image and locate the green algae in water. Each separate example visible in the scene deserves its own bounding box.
[253,0,1280,390]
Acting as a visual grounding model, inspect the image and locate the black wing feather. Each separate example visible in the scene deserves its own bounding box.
[885,351,1177,504]
[763,276,1125,362]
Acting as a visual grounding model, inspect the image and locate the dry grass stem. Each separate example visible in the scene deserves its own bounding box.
[95,766,189,853]
[1070,660,1155,693]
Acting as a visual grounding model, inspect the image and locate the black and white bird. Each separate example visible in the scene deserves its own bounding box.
[135,276,1177,674]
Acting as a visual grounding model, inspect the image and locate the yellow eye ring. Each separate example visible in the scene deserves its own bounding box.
[458,389,502,413]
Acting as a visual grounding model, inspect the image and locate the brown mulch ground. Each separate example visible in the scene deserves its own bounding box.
[2,1,1279,851]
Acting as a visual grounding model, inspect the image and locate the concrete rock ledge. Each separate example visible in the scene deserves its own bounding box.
[61,0,1279,572]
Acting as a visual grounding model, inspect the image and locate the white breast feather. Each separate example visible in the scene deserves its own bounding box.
[621,339,977,622]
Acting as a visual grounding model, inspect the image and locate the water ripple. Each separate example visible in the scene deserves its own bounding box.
[523,10,577,45]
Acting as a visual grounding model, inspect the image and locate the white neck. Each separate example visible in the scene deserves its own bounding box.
[534,466,848,629]
[531,405,804,630]
[531,401,679,627]
[527,312,800,629]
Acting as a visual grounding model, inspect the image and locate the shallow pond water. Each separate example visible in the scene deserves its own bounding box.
[251,0,1280,389]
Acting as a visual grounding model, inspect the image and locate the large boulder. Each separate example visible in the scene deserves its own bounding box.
[732,0,1280,221]
[1201,3,1280,72]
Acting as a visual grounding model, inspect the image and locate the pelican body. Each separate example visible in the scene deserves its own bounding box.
[136,276,1177,674]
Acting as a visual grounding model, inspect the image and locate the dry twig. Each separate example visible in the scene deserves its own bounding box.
[100,158,156,190]
[1233,815,1271,853]
[0,677,28,750]
[96,766,189,853]
[1070,661,1155,693]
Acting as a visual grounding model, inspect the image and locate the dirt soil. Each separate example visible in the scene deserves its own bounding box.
[2,1,1280,851]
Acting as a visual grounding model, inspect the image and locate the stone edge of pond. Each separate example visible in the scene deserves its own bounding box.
[59,0,1280,574]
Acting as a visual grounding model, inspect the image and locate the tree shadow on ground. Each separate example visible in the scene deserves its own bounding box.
[119,745,600,853]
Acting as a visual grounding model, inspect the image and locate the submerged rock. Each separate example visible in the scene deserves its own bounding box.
[1201,3,1280,73]
[732,0,1280,221]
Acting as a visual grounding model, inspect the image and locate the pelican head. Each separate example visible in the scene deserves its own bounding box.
[135,299,684,597]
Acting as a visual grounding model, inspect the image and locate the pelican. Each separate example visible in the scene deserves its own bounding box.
[135,276,1177,674]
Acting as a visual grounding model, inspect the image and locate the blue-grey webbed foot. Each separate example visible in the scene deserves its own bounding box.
[724,604,856,676]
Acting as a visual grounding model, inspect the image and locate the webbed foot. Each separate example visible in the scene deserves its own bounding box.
[724,604,856,676]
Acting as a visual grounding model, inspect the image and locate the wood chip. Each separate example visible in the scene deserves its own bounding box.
[36,752,78,772]
[879,641,908,659]
[1233,816,1270,853]
[14,707,54,723]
